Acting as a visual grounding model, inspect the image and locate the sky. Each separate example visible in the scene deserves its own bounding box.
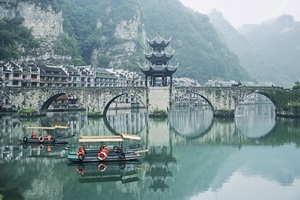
[179,0,300,28]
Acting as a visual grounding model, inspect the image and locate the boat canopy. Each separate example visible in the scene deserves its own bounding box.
[79,136,124,143]
[25,125,69,130]
[119,133,141,141]
[79,134,141,143]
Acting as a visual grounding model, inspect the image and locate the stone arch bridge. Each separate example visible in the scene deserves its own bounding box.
[2,86,300,117]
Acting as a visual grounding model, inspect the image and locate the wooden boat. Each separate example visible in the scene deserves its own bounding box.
[21,125,74,144]
[67,134,148,163]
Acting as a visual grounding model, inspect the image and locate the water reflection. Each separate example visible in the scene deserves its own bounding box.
[0,103,300,200]
[69,161,142,184]
[169,106,213,139]
[235,103,276,138]
[104,109,148,135]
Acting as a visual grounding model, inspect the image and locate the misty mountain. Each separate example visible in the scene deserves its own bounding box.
[139,0,251,83]
[208,11,300,87]
[0,0,251,85]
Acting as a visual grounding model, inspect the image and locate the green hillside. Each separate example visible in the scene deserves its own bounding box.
[0,0,251,84]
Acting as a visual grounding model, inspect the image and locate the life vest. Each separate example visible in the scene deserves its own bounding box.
[76,146,86,157]
[47,135,52,141]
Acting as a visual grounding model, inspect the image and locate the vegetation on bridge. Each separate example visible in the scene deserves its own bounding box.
[149,108,168,118]
[87,111,103,118]
[19,108,38,117]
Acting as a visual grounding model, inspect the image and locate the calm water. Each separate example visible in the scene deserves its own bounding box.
[1,103,300,200]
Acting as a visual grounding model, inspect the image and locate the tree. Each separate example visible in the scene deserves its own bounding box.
[0,17,39,60]
[292,81,300,90]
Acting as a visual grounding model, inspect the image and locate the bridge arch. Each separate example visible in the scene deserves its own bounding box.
[103,93,146,116]
[235,91,277,111]
[171,92,214,110]
[40,93,67,115]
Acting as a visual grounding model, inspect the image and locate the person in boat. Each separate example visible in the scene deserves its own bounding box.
[100,145,105,151]
[31,133,37,138]
[47,135,52,141]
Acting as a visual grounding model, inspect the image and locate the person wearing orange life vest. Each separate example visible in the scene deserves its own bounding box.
[77,146,86,159]
[47,135,52,141]
[32,133,37,138]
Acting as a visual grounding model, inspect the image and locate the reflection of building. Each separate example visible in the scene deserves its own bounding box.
[144,120,177,194]
[48,94,84,112]
[0,145,22,163]
[144,146,176,193]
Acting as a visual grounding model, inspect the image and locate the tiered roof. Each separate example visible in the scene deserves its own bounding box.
[140,33,178,76]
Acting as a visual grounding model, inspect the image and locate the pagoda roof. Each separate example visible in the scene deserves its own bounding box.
[146,34,172,48]
[144,51,174,62]
[139,63,178,76]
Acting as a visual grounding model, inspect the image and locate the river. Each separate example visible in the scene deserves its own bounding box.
[0,102,300,200]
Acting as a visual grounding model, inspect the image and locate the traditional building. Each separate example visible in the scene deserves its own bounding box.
[140,33,178,87]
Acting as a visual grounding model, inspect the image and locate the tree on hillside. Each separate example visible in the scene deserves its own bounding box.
[0,17,39,60]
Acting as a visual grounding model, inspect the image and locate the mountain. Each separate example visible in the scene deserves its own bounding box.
[209,11,300,88]
[0,0,251,84]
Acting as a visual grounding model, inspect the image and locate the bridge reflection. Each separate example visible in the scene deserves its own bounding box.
[1,106,300,199]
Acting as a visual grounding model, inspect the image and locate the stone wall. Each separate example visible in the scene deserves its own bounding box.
[148,87,170,112]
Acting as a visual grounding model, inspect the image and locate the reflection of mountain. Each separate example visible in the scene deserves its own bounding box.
[209,145,300,191]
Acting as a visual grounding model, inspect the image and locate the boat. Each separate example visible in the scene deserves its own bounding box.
[67,134,148,163]
[21,125,74,144]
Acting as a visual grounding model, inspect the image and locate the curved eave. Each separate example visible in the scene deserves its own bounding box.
[139,65,151,72]
[146,36,172,47]
[144,52,174,61]
[140,64,177,76]
[166,63,179,72]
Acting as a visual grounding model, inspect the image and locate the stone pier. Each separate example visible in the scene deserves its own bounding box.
[147,87,170,113]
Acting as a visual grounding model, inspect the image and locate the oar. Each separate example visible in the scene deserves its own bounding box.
[135,167,149,171]
[134,149,149,154]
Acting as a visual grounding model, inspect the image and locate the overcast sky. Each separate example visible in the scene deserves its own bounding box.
[179,0,300,28]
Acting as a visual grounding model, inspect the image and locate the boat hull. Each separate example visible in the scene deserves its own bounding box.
[68,150,141,163]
